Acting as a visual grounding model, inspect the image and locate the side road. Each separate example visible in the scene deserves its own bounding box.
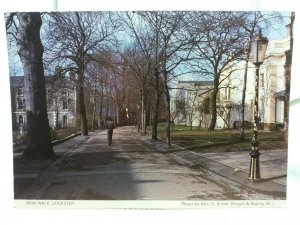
[134,128,287,199]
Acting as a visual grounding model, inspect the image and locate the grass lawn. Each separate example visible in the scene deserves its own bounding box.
[157,124,288,153]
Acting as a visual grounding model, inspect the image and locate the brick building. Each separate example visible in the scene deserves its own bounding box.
[10,75,77,133]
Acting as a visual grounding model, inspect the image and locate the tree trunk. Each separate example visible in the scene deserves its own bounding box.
[152,99,159,140]
[55,107,59,128]
[114,101,118,124]
[151,68,159,140]
[284,50,291,131]
[91,99,96,132]
[140,95,144,133]
[142,96,147,134]
[198,118,202,130]
[165,82,171,148]
[105,97,110,123]
[78,70,88,135]
[240,52,250,141]
[208,75,219,131]
[99,88,104,129]
[17,12,54,159]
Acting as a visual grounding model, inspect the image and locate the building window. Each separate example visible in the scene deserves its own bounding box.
[17,100,24,110]
[224,87,231,101]
[62,100,68,110]
[17,88,23,96]
[63,115,68,127]
[19,115,24,125]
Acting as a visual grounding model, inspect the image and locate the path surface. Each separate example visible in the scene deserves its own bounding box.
[14,126,287,201]
[14,127,250,200]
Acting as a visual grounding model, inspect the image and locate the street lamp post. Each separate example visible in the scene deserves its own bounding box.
[249,31,269,181]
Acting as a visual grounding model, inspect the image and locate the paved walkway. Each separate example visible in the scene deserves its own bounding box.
[13,126,287,200]
[14,127,242,200]
[137,129,287,199]
[200,150,287,185]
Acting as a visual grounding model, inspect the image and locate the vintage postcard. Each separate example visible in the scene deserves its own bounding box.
[1,0,299,225]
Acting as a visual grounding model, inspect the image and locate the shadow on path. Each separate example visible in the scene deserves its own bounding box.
[14,129,139,200]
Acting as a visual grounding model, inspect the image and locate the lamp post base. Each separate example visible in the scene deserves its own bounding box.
[248,151,261,180]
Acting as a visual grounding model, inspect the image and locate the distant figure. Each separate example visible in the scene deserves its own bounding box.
[105,119,115,145]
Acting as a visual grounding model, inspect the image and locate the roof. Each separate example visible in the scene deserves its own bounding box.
[178,80,214,87]
[10,75,75,89]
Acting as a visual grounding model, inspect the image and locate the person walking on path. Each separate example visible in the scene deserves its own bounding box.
[105,119,115,145]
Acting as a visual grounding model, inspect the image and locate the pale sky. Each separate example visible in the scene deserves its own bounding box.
[5,11,292,77]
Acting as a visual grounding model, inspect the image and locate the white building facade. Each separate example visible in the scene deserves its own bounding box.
[170,81,215,128]
[219,30,291,130]
[171,28,291,130]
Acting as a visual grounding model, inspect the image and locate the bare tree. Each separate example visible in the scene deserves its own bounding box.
[86,49,142,128]
[156,11,193,146]
[170,88,186,129]
[44,12,119,136]
[216,102,231,130]
[89,53,116,129]
[119,12,162,137]
[118,44,158,133]
[6,12,54,159]
[188,11,247,131]
[134,11,193,146]
[85,62,101,131]
[185,89,199,130]
[237,11,283,140]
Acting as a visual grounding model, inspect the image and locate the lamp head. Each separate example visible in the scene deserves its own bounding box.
[250,32,269,66]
